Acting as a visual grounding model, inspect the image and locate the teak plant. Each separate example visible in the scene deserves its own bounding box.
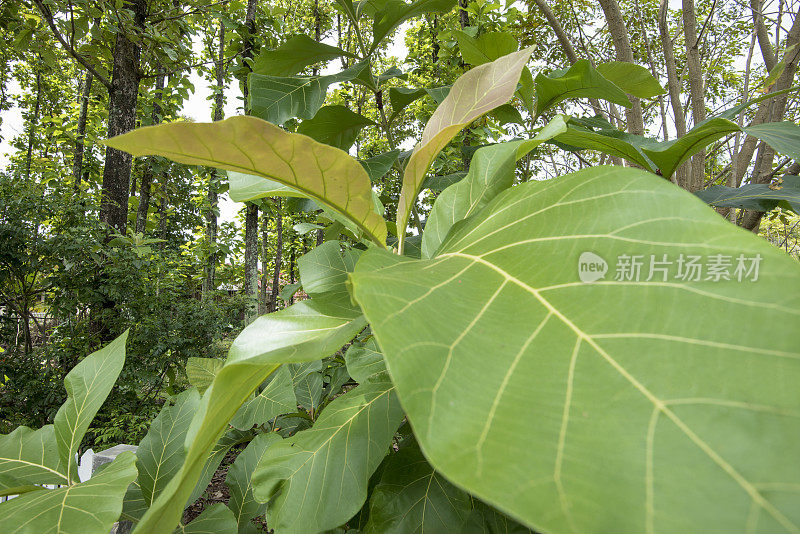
[2,2,800,533]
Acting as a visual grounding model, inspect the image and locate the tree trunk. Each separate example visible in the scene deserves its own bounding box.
[269,199,283,313]
[531,0,578,63]
[682,0,707,192]
[73,71,92,192]
[242,0,260,323]
[289,242,296,305]
[659,0,690,187]
[458,0,469,29]
[25,68,41,181]
[135,73,164,235]
[100,0,146,234]
[259,209,270,314]
[203,24,226,298]
[598,0,644,137]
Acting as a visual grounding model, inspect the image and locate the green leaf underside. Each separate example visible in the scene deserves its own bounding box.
[105,116,386,246]
[345,338,387,383]
[554,124,657,172]
[231,366,297,431]
[422,116,568,258]
[352,166,800,533]
[228,171,305,203]
[0,452,137,534]
[251,377,404,534]
[179,503,237,533]
[534,60,631,116]
[131,298,366,534]
[696,175,800,213]
[360,150,401,182]
[397,47,535,250]
[55,331,128,482]
[0,425,66,493]
[297,240,360,297]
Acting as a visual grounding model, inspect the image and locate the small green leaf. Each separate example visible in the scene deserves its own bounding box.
[596,62,665,98]
[297,240,361,297]
[360,150,400,182]
[642,118,740,178]
[366,0,457,53]
[252,35,354,77]
[743,121,800,161]
[554,122,657,171]
[186,358,223,395]
[454,30,518,66]
[180,503,237,533]
[388,87,427,119]
[228,171,305,203]
[297,105,374,150]
[535,60,631,116]
[0,425,67,495]
[345,338,386,383]
[105,116,386,246]
[294,372,324,413]
[696,175,800,213]
[397,47,535,250]
[252,377,404,534]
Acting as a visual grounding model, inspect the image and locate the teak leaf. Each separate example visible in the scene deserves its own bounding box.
[352,166,800,533]
[396,47,535,251]
[252,35,353,77]
[131,298,366,534]
[230,366,297,431]
[54,330,128,482]
[105,116,386,246]
[534,60,631,116]
[296,105,374,150]
[226,433,282,533]
[697,175,800,213]
[251,376,404,534]
[595,62,666,98]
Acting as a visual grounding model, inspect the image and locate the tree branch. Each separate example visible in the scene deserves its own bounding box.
[32,0,112,91]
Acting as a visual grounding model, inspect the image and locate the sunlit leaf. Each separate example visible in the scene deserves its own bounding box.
[397,47,535,250]
[252,35,353,77]
[186,358,223,395]
[534,60,631,116]
[297,105,374,150]
[105,116,386,246]
[454,30,518,66]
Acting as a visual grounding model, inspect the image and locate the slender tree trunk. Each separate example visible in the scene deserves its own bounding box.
[289,242,296,305]
[203,24,225,298]
[243,0,260,323]
[531,0,578,63]
[458,0,469,29]
[135,73,164,235]
[269,199,283,313]
[598,0,644,137]
[659,0,690,187]
[259,210,270,314]
[740,9,800,230]
[682,0,707,192]
[25,69,41,181]
[100,0,146,234]
[73,71,92,192]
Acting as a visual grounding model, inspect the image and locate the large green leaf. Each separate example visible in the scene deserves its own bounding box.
[595,62,665,98]
[743,121,800,161]
[421,116,568,258]
[388,87,427,121]
[226,433,282,534]
[534,60,631,116]
[137,389,202,507]
[352,166,800,533]
[230,366,297,431]
[132,298,366,534]
[297,105,374,150]
[53,330,128,482]
[360,150,400,182]
[0,425,66,495]
[454,30,518,66]
[251,377,404,534]
[365,0,457,53]
[105,116,386,246]
[249,62,369,125]
[0,451,137,534]
[252,35,353,77]
[363,440,473,533]
[397,48,535,251]
[696,175,800,213]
